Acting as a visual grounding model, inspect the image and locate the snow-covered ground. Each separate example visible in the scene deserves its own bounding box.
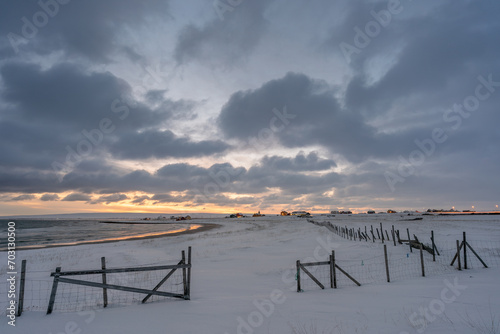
[1,214,499,334]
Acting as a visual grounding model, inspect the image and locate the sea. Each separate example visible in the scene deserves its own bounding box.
[0,219,199,250]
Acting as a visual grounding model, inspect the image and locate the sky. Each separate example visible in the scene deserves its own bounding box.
[0,0,499,216]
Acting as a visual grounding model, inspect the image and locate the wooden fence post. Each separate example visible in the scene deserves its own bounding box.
[335,264,361,286]
[392,225,396,246]
[187,246,192,299]
[380,223,384,243]
[296,260,301,292]
[329,254,334,289]
[17,260,26,317]
[47,267,61,314]
[420,244,425,277]
[431,231,436,262]
[456,240,461,270]
[384,245,390,283]
[463,232,467,269]
[101,257,108,308]
[182,250,187,298]
[465,241,488,268]
[407,228,412,253]
[332,251,337,288]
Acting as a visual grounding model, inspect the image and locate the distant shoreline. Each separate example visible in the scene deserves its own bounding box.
[1,223,220,252]
[436,212,500,216]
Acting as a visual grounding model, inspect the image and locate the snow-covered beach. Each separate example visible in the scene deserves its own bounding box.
[1,214,499,334]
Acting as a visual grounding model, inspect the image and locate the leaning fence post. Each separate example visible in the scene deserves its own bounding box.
[392,225,396,247]
[465,241,488,268]
[296,260,301,292]
[101,257,108,308]
[420,244,425,277]
[407,228,412,253]
[380,223,384,243]
[456,240,462,270]
[384,245,390,283]
[17,260,26,317]
[47,267,61,315]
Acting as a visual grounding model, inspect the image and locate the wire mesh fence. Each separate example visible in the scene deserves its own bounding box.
[0,248,191,315]
[296,221,500,292]
[48,267,186,312]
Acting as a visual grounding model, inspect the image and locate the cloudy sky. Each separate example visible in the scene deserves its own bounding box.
[0,0,499,215]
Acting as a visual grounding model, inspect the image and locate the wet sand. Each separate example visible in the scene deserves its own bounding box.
[8,223,221,251]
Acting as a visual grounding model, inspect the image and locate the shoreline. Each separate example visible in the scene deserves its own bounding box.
[1,223,221,252]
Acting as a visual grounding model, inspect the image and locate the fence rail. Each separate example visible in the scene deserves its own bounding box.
[1,247,192,316]
[296,251,360,293]
[296,221,500,293]
[46,247,191,314]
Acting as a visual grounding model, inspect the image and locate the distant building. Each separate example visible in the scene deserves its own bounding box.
[253,211,264,217]
[291,211,309,215]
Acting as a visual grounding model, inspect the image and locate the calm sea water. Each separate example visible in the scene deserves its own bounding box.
[0,219,198,250]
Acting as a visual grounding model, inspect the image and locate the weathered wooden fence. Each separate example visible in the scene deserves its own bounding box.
[309,219,442,259]
[296,250,360,292]
[299,221,493,292]
[45,247,191,314]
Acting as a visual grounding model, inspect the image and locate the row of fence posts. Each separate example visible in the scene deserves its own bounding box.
[320,219,489,269]
[295,243,427,292]
[299,223,490,293]
[315,220,439,261]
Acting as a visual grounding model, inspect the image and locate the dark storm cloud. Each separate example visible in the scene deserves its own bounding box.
[0,62,136,173]
[0,0,498,211]
[40,193,60,201]
[1,62,130,129]
[61,193,91,202]
[110,129,230,159]
[240,165,340,196]
[131,195,151,205]
[150,193,193,204]
[341,1,500,115]
[221,151,341,196]
[260,152,336,172]
[218,72,393,161]
[1,0,170,62]
[0,149,342,202]
[174,0,270,66]
[11,194,36,201]
[91,193,128,204]
[0,61,222,177]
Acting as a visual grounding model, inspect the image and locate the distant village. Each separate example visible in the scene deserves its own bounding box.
[139,207,496,221]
